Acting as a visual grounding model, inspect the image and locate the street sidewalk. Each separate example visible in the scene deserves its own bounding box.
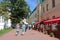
[0,29,59,40]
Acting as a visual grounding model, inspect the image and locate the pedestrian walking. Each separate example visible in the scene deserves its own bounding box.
[16,23,20,36]
[21,22,26,35]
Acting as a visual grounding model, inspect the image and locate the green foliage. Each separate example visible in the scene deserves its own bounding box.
[1,0,31,24]
[8,0,30,23]
[3,15,8,21]
[0,1,10,10]
[0,1,10,21]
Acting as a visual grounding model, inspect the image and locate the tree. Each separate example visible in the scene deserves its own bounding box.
[3,0,31,24]
[0,2,10,21]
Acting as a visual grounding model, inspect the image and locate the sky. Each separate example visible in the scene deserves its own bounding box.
[25,0,37,11]
[0,0,3,2]
[0,0,37,11]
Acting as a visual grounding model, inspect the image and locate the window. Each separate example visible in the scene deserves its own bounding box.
[43,7,45,12]
[47,17,49,20]
[52,16,55,18]
[52,0,55,8]
[46,4,48,11]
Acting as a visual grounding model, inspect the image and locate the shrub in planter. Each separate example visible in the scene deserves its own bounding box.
[50,32,55,37]
[44,30,48,34]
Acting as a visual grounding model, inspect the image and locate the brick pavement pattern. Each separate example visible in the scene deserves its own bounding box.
[0,29,59,40]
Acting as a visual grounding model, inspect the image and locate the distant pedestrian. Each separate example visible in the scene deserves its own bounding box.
[29,24,32,30]
[32,24,35,30]
[25,22,29,32]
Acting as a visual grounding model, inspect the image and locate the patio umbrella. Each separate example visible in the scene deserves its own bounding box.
[31,21,35,24]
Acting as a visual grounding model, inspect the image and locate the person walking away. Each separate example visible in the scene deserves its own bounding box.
[16,23,20,36]
[32,24,35,30]
[21,22,26,35]
[25,22,29,31]
[29,24,32,30]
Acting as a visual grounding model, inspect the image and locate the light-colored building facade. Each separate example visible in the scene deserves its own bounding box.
[0,15,11,30]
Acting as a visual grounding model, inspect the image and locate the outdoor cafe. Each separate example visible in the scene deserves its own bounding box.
[33,17,60,38]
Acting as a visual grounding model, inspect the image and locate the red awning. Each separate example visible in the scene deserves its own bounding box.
[34,20,44,25]
[34,22,39,25]
[44,17,60,24]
